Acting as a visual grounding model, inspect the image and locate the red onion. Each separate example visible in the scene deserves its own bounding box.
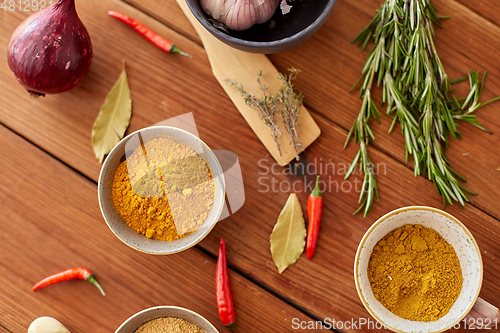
[7,0,92,97]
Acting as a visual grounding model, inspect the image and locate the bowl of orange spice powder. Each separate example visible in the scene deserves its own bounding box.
[354,206,483,333]
[98,126,226,255]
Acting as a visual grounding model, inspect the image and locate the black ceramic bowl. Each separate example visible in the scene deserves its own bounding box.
[186,0,337,54]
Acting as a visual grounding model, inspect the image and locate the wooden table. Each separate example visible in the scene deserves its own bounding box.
[0,0,499,332]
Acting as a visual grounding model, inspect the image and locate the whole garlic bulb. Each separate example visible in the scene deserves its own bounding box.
[28,317,70,333]
[200,0,280,31]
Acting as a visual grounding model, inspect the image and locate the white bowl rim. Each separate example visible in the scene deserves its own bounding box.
[114,305,219,333]
[354,206,483,333]
[97,125,226,255]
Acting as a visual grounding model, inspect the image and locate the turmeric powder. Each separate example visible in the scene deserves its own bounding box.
[368,224,462,322]
[111,137,216,241]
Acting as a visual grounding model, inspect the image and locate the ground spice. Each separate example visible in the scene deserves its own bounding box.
[134,317,205,333]
[368,224,463,322]
[112,137,216,241]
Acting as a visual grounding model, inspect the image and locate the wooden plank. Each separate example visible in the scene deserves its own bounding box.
[0,125,326,332]
[0,0,499,332]
[2,0,497,222]
[123,0,500,221]
[123,0,201,45]
[201,110,500,333]
[0,325,11,333]
[107,3,500,325]
[176,0,321,167]
[453,0,500,28]
[269,0,500,222]
[0,1,203,182]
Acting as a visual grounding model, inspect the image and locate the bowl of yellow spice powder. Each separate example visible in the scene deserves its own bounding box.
[98,126,225,255]
[114,306,218,333]
[354,206,483,333]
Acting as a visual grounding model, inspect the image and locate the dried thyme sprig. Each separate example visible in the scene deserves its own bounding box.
[226,71,282,155]
[275,68,304,161]
[227,68,304,160]
[346,0,499,216]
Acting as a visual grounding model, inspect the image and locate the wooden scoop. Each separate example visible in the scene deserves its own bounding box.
[176,0,321,166]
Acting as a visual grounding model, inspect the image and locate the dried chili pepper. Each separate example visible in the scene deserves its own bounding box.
[32,267,105,296]
[306,176,323,260]
[216,239,236,332]
[107,11,191,57]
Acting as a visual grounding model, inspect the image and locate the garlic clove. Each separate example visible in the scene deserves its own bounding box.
[255,0,279,24]
[201,0,226,20]
[213,0,226,19]
[201,0,279,31]
[225,0,257,31]
[465,297,500,328]
[28,317,70,333]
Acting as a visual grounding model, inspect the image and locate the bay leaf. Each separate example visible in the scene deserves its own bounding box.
[270,193,306,274]
[92,64,132,162]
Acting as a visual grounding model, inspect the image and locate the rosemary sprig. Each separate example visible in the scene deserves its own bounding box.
[346,0,498,216]
[227,69,304,160]
[344,67,380,217]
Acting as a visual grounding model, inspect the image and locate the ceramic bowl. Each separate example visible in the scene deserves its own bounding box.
[115,306,219,333]
[98,126,225,255]
[186,0,337,54]
[354,206,483,333]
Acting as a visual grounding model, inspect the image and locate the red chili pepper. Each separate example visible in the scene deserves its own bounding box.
[32,267,105,296]
[216,239,236,332]
[307,176,323,260]
[107,11,191,57]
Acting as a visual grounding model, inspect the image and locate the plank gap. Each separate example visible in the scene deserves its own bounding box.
[306,106,500,226]
[0,121,337,330]
[120,0,203,48]
[0,85,497,253]
[0,123,96,186]
[450,0,500,30]
[1,76,498,251]
[117,0,500,223]
[0,323,13,333]
[195,244,344,333]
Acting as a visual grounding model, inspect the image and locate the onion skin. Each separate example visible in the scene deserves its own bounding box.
[201,0,280,31]
[7,0,92,97]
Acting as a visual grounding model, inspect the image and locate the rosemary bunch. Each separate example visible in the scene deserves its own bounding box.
[345,0,499,216]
